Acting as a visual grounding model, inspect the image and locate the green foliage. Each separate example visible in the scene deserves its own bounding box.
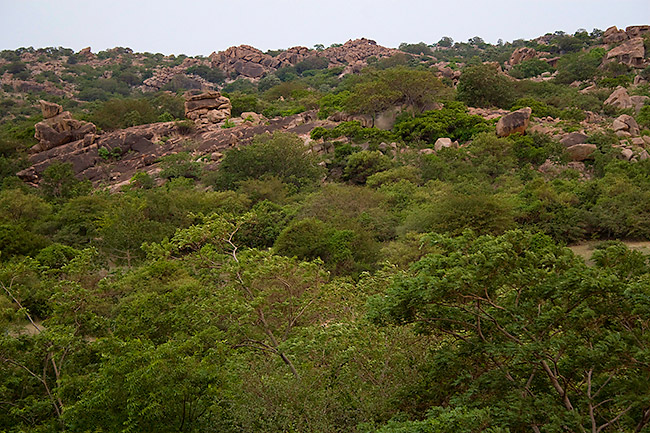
[637,104,650,129]
[40,162,91,202]
[317,90,351,119]
[294,56,329,74]
[311,120,396,144]
[509,58,554,79]
[185,64,226,83]
[554,48,604,84]
[158,152,202,179]
[370,230,650,432]
[211,132,323,191]
[457,64,515,108]
[398,42,433,56]
[343,150,393,184]
[345,67,450,115]
[393,101,491,144]
[86,94,184,130]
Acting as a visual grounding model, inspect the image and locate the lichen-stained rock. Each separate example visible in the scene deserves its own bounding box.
[496,107,532,137]
[566,143,597,161]
[32,111,96,153]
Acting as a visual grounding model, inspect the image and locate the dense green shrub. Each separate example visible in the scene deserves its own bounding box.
[554,49,604,84]
[210,132,323,190]
[343,150,393,184]
[509,58,554,78]
[456,63,515,108]
[185,65,226,84]
[159,152,202,179]
[393,101,491,144]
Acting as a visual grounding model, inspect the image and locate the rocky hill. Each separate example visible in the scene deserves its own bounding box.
[1,25,650,191]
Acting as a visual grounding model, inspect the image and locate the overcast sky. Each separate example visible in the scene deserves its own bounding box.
[1,0,648,55]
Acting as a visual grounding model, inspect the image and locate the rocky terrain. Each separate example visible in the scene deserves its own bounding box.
[1,24,650,191]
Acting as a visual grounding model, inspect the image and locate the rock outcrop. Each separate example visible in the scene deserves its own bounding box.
[613,114,640,137]
[208,39,400,80]
[32,101,96,153]
[603,26,629,44]
[319,38,400,66]
[508,47,537,66]
[604,86,634,110]
[184,90,232,125]
[496,107,532,137]
[142,58,210,91]
[606,37,646,68]
[17,111,326,188]
[626,25,650,38]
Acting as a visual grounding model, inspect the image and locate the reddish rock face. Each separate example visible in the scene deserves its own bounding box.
[184,90,232,125]
[604,86,634,110]
[32,111,96,153]
[496,107,532,137]
[606,37,646,68]
[508,47,537,66]
[604,26,628,44]
[39,100,63,119]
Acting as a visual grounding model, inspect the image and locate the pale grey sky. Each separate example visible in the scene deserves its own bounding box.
[1,0,648,55]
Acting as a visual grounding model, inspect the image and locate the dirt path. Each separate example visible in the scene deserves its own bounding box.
[569,240,650,264]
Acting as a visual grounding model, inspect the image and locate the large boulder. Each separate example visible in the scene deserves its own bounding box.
[32,110,96,153]
[606,37,646,68]
[604,86,634,110]
[566,143,597,161]
[613,114,640,137]
[496,107,532,137]
[603,26,629,44]
[626,25,650,38]
[184,90,231,125]
[508,47,537,66]
[560,132,589,147]
[39,100,63,119]
[434,137,458,151]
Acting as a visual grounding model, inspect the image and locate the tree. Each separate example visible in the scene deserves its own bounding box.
[370,230,650,432]
[456,63,515,108]
[345,67,450,116]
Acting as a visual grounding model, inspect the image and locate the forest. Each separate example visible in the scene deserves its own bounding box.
[1,27,650,432]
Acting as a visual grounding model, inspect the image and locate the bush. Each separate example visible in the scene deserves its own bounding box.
[210,132,323,191]
[40,162,91,202]
[637,105,650,129]
[294,56,329,74]
[343,150,393,184]
[457,63,515,108]
[185,65,225,84]
[344,67,450,115]
[398,42,433,56]
[393,101,491,144]
[158,152,202,179]
[509,58,554,79]
[554,49,604,84]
